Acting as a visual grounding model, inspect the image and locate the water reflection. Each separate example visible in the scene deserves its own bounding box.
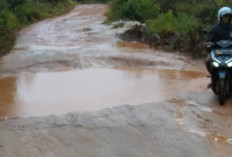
[0,77,17,120]
[0,68,205,118]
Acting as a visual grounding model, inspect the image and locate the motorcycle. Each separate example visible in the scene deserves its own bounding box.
[203,30,232,105]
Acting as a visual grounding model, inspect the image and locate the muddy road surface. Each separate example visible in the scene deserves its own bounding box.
[0,4,232,157]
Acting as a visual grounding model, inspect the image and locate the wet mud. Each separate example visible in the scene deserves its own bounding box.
[0,4,206,118]
[0,68,206,118]
[0,4,231,157]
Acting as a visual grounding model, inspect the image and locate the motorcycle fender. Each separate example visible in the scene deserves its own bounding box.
[218,70,227,80]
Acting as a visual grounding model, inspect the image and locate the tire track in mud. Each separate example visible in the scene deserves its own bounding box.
[169,92,232,157]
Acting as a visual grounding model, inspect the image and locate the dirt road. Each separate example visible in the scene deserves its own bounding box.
[0,4,231,157]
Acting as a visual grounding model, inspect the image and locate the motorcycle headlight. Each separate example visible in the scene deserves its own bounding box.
[227,62,232,67]
[213,61,219,67]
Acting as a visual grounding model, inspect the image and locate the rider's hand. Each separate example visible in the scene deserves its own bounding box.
[206,41,212,46]
[205,42,212,49]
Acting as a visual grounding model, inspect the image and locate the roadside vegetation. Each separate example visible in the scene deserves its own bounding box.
[0,0,77,56]
[107,0,232,57]
[0,0,113,56]
[1,0,232,57]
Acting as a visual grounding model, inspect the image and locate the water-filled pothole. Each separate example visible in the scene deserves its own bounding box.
[0,68,205,118]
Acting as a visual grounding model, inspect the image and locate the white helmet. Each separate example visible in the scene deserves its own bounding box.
[217,7,232,22]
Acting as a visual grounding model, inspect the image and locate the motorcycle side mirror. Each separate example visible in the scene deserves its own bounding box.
[202,29,209,35]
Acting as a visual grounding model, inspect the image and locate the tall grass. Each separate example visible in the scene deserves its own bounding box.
[107,0,160,22]
[146,11,199,34]
[0,0,76,56]
[107,0,232,56]
[1,0,232,56]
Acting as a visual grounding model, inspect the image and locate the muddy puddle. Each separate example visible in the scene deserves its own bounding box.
[0,4,207,119]
[0,68,206,119]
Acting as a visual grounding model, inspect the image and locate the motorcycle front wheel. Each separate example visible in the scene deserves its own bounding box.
[219,79,226,105]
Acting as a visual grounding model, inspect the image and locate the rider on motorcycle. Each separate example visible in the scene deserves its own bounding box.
[205,7,232,77]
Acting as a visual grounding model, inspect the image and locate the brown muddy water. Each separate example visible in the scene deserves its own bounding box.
[0,68,206,118]
[0,4,207,119]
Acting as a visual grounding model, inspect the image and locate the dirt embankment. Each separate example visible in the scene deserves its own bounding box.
[120,24,206,57]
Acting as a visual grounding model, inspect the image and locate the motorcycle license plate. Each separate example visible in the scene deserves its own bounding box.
[215,49,232,55]
[216,51,223,55]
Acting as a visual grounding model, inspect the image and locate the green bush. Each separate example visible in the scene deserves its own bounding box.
[0,0,76,55]
[0,1,8,11]
[145,10,206,54]
[1,0,232,56]
[107,0,232,55]
[156,0,181,13]
[0,10,18,31]
[107,0,160,22]
[7,0,28,9]
[13,3,38,24]
[75,0,110,3]
[175,1,218,24]
[215,0,232,6]
[146,10,199,34]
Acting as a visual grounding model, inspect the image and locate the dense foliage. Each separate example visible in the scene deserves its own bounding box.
[1,0,232,56]
[0,0,76,55]
[107,0,232,56]
[76,0,109,2]
[107,0,159,22]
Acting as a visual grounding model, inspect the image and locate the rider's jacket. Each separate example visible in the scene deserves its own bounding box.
[207,23,232,42]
